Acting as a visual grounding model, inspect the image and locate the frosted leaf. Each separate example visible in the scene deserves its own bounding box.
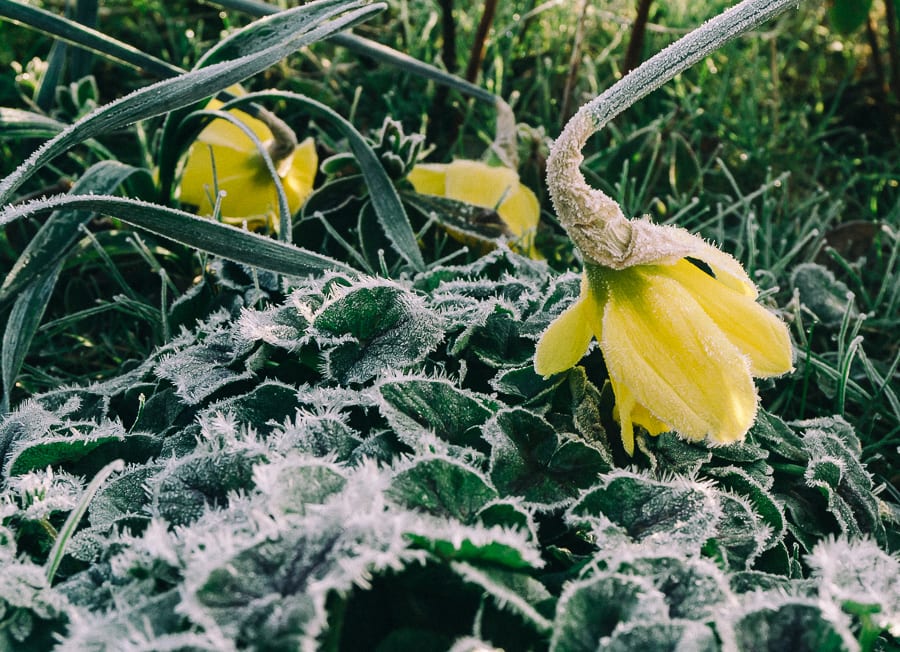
[312,279,443,384]
[808,537,900,636]
[566,469,721,554]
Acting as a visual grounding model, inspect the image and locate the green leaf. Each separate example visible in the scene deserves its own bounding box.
[567,470,721,552]
[88,464,161,529]
[256,459,348,516]
[0,0,384,204]
[807,537,900,633]
[708,491,771,570]
[377,377,496,450]
[313,280,443,384]
[6,425,160,478]
[149,450,264,526]
[799,417,883,541]
[387,457,497,523]
[726,597,857,652]
[790,263,856,325]
[450,562,553,634]
[550,573,669,652]
[487,408,610,507]
[704,465,785,548]
[596,621,718,652]
[615,555,730,622]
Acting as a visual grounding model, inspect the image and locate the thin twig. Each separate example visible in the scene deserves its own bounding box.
[465,0,498,83]
[884,0,900,99]
[622,0,654,73]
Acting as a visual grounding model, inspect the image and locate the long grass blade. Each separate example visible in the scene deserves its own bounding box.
[0,194,356,276]
[0,0,183,78]
[0,0,385,205]
[1,261,61,413]
[0,160,146,309]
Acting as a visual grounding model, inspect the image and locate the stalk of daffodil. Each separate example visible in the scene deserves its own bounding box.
[178,90,317,234]
[536,0,799,454]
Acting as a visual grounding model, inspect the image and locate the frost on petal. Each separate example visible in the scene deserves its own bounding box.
[622,220,756,297]
[534,297,595,377]
[665,259,793,377]
[599,267,759,446]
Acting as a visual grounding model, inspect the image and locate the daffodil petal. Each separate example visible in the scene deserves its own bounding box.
[444,160,519,211]
[497,182,540,237]
[609,375,638,455]
[665,259,793,377]
[600,268,759,444]
[407,163,447,196]
[534,296,596,377]
[280,137,318,211]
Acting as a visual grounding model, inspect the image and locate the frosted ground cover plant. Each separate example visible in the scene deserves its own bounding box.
[0,0,898,650]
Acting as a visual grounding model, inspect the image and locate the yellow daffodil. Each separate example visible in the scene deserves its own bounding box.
[535,226,793,455]
[408,160,541,258]
[178,95,317,232]
[531,0,797,457]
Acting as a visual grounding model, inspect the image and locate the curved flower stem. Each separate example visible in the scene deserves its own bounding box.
[255,106,299,171]
[546,0,803,267]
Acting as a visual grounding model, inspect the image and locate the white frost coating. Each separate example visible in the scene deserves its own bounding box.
[546,0,803,268]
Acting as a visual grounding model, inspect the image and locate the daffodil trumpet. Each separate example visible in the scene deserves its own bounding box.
[536,0,799,454]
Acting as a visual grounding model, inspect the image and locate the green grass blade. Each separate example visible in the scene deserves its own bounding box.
[1,260,61,414]
[45,458,124,584]
[0,0,385,205]
[0,160,146,310]
[233,90,425,271]
[0,0,182,78]
[211,0,497,105]
[0,194,356,276]
[0,107,68,139]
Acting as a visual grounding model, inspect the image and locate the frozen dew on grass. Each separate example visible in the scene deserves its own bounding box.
[535,0,799,454]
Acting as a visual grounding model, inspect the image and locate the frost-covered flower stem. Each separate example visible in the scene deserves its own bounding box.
[547,0,802,268]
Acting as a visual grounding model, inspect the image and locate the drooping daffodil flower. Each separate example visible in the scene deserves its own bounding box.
[178,91,317,232]
[535,229,793,455]
[535,50,793,454]
[408,160,541,258]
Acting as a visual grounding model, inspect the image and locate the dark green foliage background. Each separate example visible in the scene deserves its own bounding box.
[0,0,898,650]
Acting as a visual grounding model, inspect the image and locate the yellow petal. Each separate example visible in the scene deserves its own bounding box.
[535,297,596,377]
[497,180,540,237]
[663,259,793,377]
[599,267,759,445]
[658,225,757,296]
[407,163,447,196]
[278,136,319,215]
[443,160,519,211]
